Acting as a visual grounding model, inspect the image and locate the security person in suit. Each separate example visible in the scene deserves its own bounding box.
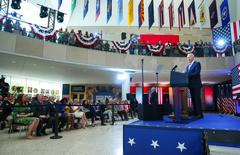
[186,53,203,118]
[150,87,158,105]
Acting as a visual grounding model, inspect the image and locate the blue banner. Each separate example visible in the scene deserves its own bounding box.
[58,0,62,10]
[107,0,112,23]
[118,0,123,24]
[220,0,230,27]
[148,0,154,29]
[124,126,204,155]
[83,0,89,19]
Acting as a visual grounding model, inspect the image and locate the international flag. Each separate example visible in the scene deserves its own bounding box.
[107,0,112,23]
[71,0,76,15]
[198,0,206,28]
[230,20,240,43]
[209,0,218,29]
[118,0,123,24]
[58,0,62,10]
[128,0,134,26]
[188,0,196,26]
[178,0,185,30]
[148,0,154,29]
[232,64,240,99]
[83,0,89,19]
[168,0,174,29]
[138,0,144,29]
[220,0,230,27]
[96,0,101,22]
[159,0,164,29]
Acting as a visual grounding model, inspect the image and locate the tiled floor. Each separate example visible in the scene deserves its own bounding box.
[0,120,239,155]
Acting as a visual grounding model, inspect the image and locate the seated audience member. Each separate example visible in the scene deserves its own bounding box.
[0,95,4,129]
[71,99,89,128]
[2,94,16,132]
[56,98,68,131]
[102,98,113,123]
[65,99,75,130]
[12,94,39,139]
[62,28,69,45]
[32,94,53,136]
[48,96,67,132]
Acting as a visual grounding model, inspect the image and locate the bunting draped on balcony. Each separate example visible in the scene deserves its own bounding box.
[75,34,99,48]
[30,24,57,39]
[178,43,195,55]
[147,44,164,54]
[112,41,132,52]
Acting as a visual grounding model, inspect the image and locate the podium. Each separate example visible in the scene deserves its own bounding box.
[169,71,189,123]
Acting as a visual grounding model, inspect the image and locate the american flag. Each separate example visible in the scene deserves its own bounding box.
[178,0,185,31]
[168,0,174,29]
[230,20,240,43]
[212,21,240,46]
[232,64,240,99]
[212,24,232,45]
[159,0,164,29]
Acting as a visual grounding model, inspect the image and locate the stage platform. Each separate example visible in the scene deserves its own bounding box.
[123,114,240,155]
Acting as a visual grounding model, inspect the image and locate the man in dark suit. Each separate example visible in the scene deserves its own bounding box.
[186,53,203,118]
[150,87,158,105]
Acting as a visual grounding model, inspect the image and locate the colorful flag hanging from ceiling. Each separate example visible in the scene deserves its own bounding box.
[138,0,144,29]
[83,0,89,19]
[188,0,196,26]
[107,0,112,23]
[198,0,206,28]
[209,0,218,29]
[128,0,134,26]
[159,0,164,29]
[118,0,123,24]
[96,0,101,22]
[168,0,174,29]
[71,0,76,15]
[220,0,230,27]
[148,0,154,29]
[58,0,62,10]
[178,0,185,30]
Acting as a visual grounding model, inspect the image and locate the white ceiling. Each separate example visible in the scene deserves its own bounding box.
[0,53,231,85]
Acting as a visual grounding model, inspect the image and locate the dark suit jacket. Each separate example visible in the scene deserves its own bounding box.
[186,61,202,88]
[150,92,158,105]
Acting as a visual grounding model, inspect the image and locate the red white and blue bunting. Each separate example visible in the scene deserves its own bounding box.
[75,34,99,48]
[30,24,57,39]
[178,43,195,55]
[112,41,132,52]
[147,44,164,54]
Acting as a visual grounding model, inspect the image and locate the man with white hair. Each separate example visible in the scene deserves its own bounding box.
[186,53,203,118]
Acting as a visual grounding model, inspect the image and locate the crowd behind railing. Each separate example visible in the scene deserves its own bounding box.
[1,16,240,57]
[0,93,138,139]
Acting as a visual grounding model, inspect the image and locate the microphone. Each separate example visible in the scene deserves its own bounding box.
[172,65,178,71]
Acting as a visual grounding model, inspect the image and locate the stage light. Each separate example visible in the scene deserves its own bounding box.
[216,39,226,48]
[117,73,127,80]
[39,6,48,18]
[11,0,21,10]
[57,11,64,23]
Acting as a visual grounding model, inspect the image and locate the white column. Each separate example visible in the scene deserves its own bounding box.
[121,73,130,100]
